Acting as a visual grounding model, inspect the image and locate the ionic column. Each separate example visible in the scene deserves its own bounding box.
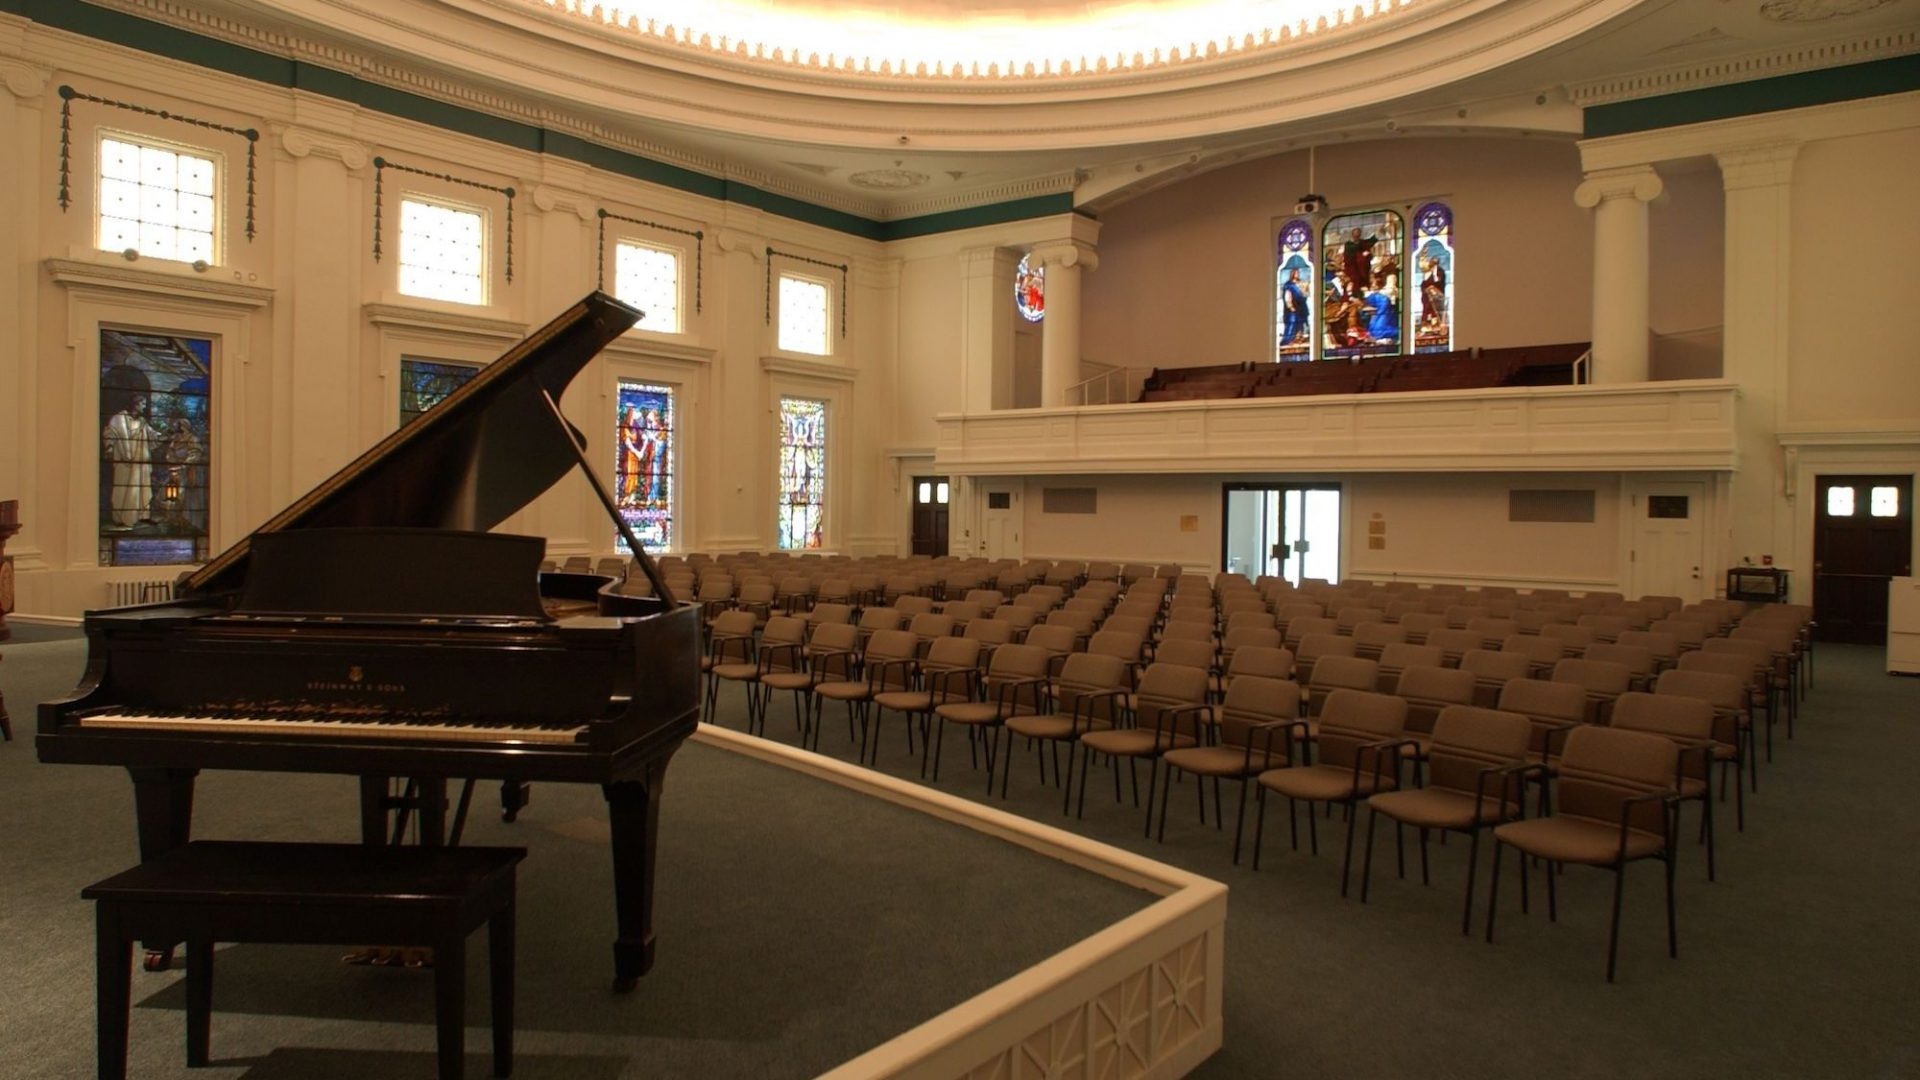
[1029,240,1099,407]
[1717,143,1800,573]
[1574,165,1663,384]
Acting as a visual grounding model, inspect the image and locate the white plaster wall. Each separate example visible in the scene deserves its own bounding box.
[1080,137,1609,368]
[1345,473,1623,589]
[1647,162,1725,380]
[3,30,895,617]
[1786,125,1920,427]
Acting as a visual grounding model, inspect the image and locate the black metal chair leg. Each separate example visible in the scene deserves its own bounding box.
[1461,828,1482,936]
[1606,864,1627,983]
[1484,839,1504,944]
[1360,805,1380,902]
[1252,784,1269,870]
[1231,778,1251,865]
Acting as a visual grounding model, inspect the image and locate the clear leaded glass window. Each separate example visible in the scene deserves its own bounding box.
[1322,209,1404,360]
[1870,486,1899,518]
[1826,486,1855,517]
[98,135,216,265]
[1274,217,1314,362]
[777,397,827,550]
[398,197,486,305]
[777,274,830,355]
[614,241,681,334]
[615,381,676,552]
[399,358,480,426]
[99,329,212,566]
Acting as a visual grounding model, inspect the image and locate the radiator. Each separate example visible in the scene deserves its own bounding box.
[110,579,175,606]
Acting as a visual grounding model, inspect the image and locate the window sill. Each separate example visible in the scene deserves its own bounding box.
[46,256,273,309]
[760,354,856,382]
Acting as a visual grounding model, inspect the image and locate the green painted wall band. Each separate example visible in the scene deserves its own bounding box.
[1584,55,1920,138]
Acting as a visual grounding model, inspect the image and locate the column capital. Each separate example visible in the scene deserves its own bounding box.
[714,228,764,257]
[530,184,594,220]
[275,125,368,171]
[1029,239,1099,272]
[0,60,49,101]
[1716,142,1800,192]
[1574,164,1663,209]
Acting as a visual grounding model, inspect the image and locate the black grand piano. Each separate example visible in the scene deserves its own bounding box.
[39,292,701,991]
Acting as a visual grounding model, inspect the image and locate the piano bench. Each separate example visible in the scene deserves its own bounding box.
[84,840,525,1080]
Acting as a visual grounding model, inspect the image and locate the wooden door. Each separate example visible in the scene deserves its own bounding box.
[1813,475,1914,644]
[1629,481,1707,603]
[911,476,950,557]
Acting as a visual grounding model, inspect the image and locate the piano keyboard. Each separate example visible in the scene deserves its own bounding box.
[75,710,587,745]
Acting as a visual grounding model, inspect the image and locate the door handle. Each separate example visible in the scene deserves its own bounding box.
[1690,566,1700,579]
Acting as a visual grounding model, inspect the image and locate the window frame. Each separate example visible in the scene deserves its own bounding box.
[774,393,832,551]
[395,191,491,308]
[95,129,224,268]
[613,377,681,554]
[774,269,835,358]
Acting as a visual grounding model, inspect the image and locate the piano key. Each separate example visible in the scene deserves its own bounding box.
[74,711,587,744]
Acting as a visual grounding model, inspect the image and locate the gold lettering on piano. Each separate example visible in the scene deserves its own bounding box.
[306,665,406,694]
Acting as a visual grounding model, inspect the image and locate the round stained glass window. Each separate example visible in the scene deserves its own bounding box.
[1015,253,1045,322]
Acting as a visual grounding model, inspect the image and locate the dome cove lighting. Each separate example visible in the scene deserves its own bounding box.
[521,0,1427,81]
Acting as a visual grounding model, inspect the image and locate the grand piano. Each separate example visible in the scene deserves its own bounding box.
[38,292,701,991]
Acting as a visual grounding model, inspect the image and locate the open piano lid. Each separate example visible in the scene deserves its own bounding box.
[180,292,675,606]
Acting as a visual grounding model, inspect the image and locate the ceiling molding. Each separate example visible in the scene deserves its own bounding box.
[1566,26,1920,106]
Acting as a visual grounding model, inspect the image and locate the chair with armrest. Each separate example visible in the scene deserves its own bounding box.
[931,642,1051,791]
[1251,689,1410,896]
[1157,676,1302,863]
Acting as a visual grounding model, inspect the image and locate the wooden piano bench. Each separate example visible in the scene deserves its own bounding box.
[84,840,525,1080]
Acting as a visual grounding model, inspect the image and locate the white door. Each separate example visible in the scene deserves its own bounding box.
[1629,480,1707,602]
[982,487,1022,561]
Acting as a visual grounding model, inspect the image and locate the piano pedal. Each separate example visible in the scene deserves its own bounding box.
[142,948,174,972]
[343,946,434,969]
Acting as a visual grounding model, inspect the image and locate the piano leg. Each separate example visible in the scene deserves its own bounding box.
[604,764,667,993]
[500,780,531,823]
[129,767,197,971]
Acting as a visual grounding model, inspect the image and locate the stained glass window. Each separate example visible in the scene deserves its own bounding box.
[777,274,830,355]
[1322,210,1404,360]
[98,135,216,265]
[1015,253,1045,322]
[615,381,675,551]
[399,357,480,426]
[1274,218,1314,362]
[1411,202,1455,354]
[777,397,827,550]
[99,329,212,566]
[398,197,486,305]
[614,241,681,333]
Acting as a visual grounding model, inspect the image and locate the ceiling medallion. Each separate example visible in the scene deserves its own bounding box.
[1758,0,1896,21]
[848,168,932,190]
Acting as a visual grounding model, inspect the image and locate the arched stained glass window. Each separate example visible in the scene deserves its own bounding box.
[1411,202,1455,354]
[1322,210,1404,360]
[1015,253,1045,322]
[1274,218,1314,362]
[615,380,675,552]
[777,397,827,550]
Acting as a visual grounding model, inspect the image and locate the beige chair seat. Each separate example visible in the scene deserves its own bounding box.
[874,688,968,712]
[1369,788,1513,831]
[1162,745,1283,777]
[1006,715,1111,741]
[1494,815,1664,865]
[1080,728,1196,756]
[759,671,817,693]
[1258,763,1396,802]
[935,701,1015,726]
[814,680,873,701]
[709,662,760,680]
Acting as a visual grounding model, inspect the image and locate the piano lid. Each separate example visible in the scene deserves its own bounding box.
[182,292,645,600]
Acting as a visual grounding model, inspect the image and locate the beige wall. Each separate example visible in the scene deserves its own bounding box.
[1787,125,1920,426]
[1081,137,1611,368]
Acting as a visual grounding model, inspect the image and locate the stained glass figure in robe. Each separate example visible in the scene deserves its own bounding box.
[1015,253,1045,322]
[1411,202,1455,354]
[399,357,480,426]
[777,397,827,550]
[1274,218,1315,362]
[615,381,675,551]
[1321,210,1404,360]
[99,329,212,566]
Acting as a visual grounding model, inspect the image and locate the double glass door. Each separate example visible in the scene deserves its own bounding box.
[1222,483,1342,585]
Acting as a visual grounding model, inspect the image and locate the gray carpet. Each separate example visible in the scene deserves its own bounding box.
[0,631,1152,1079]
[6,631,1919,1078]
